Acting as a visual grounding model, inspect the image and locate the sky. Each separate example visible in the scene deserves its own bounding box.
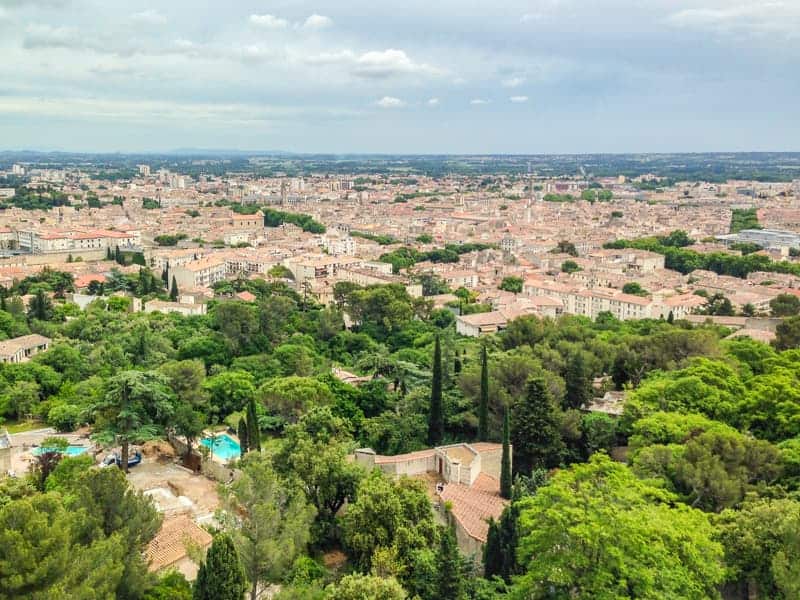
[0,0,798,154]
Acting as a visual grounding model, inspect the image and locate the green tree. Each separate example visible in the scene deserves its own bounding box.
[478,344,490,441]
[258,376,333,423]
[564,350,592,410]
[770,294,800,317]
[28,289,54,321]
[91,370,175,472]
[514,454,724,599]
[193,533,247,600]
[273,408,363,545]
[144,572,192,600]
[500,405,512,499]
[237,418,249,457]
[774,316,800,350]
[428,335,444,446]
[246,397,261,452]
[436,527,465,600]
[204,370,256,418]
[324,574,407,600]
[561,259,580,273]
[511,377,565,474]
[622,282,648,296]
[169,276,179,301]
[220,454,316,600]
[498,276,523,294]
[484,502,522,582]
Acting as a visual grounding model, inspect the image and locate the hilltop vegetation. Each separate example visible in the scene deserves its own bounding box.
[1,271,800,598]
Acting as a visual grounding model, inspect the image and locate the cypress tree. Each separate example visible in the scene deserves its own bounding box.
[483,517,503,579]
[106,246,113,261]
[564,350,592,410]
[0,294,6,312]
[667,310,675,324]
[237,418,249,457]
[114,245,122,264]
[246,398,261,452]
[193,533,247,600]
[428,334,444,446]
[500,404,512,499]
[478,344,489,441]
[170,276,179,301]
[484,503,522,582]
[436,527,465,600]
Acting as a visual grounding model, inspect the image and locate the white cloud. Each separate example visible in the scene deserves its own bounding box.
[509,95,528,103]
[249,14,288,29]
[470,98,490,105]
[354,48,441,78]
[131,9,167,25]
[302,14,333,30]
[521,0,566,23]
[427,97,440,106]
[502,76,525,88]
[376,96,405,108]
[666,3,800,36]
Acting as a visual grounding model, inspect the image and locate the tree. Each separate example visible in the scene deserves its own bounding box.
[581,412,617,457]
[514,454,724,599]
[30,435,69,491]
[564,350,592,410]
[193,533,247,600]
[69,467,162,600]
[220,454,316,600]
[511,377,565,474]
[204,370,256,418]
[237,418,249,457]
[478,344,490,441]
[436,527,465,600]
[500,406,512,499]
[246,397,261,452]
[169,276,179,301]
[273,408,363,545]
[91,370,175,472]
[341,471,437,572]
[144,572,192,600]
[774,316,800,350]
[622,282,648,296]
[498,276,523,294]
[716,498,800,599]
[561,259,580,273]
[324,574,407,600]
[771,293,800,317]
[428,335,444,446]
[28,288,54,321]
[484,501,522,582]
[258,376,333,423]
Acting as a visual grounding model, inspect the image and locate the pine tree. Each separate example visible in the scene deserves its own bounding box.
[512,376,565,474]
[428,334,444,446]
[170,276,179,301]
[237,418,249,457]
[478,344,489,441]
[246,398,261,452]
[193,533,247,600]
[436,527,465,600]
[500,404,512,499]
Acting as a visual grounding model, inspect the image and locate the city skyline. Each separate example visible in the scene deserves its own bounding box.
[1,0,799,153]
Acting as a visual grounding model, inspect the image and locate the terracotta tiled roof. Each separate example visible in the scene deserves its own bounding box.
[146,515,212,572]
[440,478,507,543]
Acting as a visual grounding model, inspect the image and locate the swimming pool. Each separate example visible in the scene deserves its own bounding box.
[200,433,241,461]
[32,445,89,456]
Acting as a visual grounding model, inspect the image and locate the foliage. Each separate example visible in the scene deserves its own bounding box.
[193,533,247,600]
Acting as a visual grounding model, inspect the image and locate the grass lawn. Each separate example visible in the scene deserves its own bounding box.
[2,420,44,434]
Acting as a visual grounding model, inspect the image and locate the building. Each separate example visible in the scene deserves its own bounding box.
[354,442,510,559]
[171,257,227,289]
[144,300,207,316]
[0,334,51,363]
[145,515,212,580]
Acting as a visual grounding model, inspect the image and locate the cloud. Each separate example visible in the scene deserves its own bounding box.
[249,14,288,29]
[502,76,525,88]
[131,9,167,25]
[470,98,490,105]
[665,3,800,36]
[23,23,84,50]
[353,48,441,78]
[521,0,566,23]
[427,97,440,106]
[302,14,333,30]
[375,96,405,108]
[509,95,528,103]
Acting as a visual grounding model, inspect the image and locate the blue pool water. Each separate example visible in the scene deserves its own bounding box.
[33,445,89,456]
[200,433,241,460]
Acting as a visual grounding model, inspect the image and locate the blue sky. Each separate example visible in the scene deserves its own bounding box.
[1,0,798,153]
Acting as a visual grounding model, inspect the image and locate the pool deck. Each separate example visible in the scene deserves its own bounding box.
[200,431,241,463]
[5,428,97,475]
